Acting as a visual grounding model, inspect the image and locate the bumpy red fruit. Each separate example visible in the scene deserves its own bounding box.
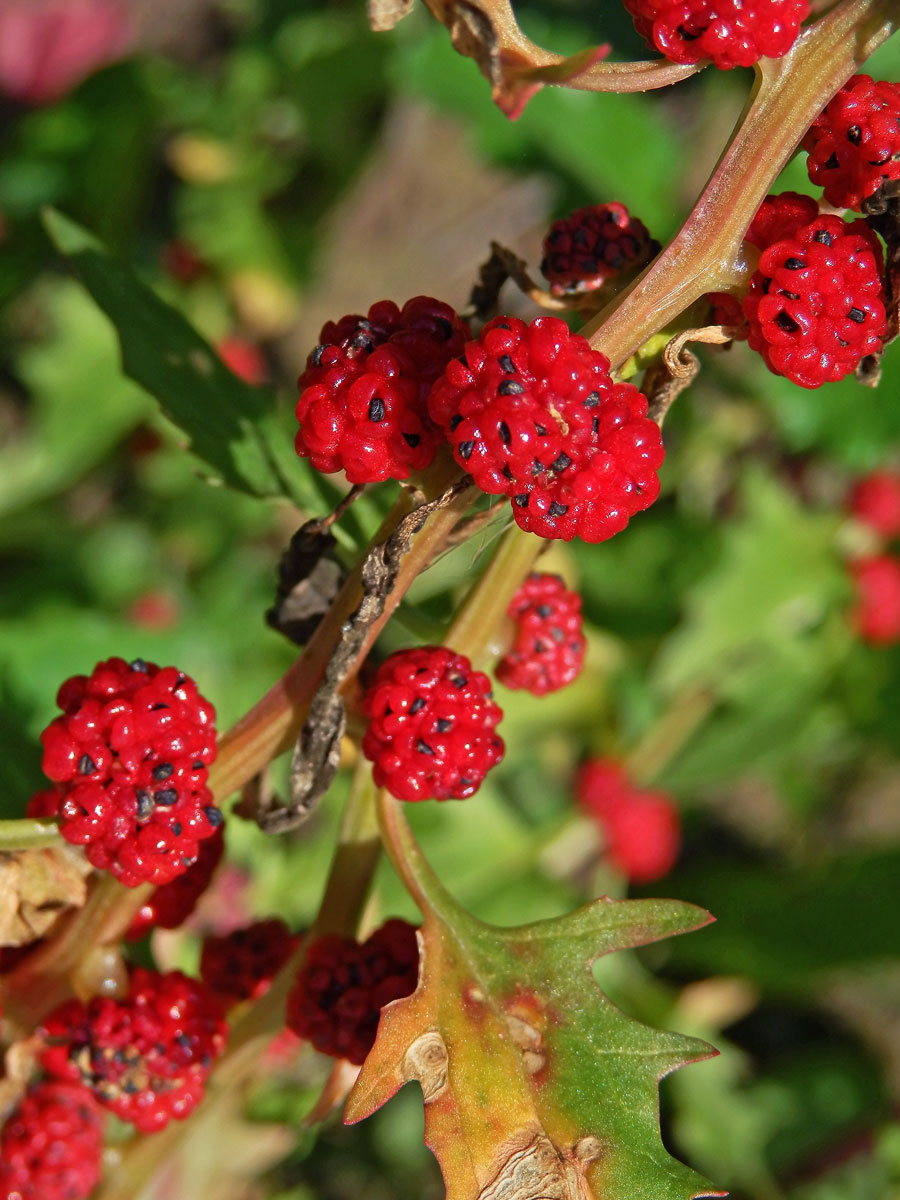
[540,203,657,296]
[25,785,65,818]
[623,0,808,69]
[40,968,228,1133]
[746,191,819,250]
[496,573,586,695]
[849,554,900,644]
[126,825,225,940]
[286,918,418,1065]
[804,75,900,211]
[40,657,222,887]
[0,1081,104,1200]
[362,646,504,801]
[849,470,900,539]
[200,918,298,1006]
[744,214,887,388]
[576,758,680,883]
[428,315,664,543]
[296,296,470,484]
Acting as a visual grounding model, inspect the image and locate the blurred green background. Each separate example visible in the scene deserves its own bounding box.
[1,1,899,1198]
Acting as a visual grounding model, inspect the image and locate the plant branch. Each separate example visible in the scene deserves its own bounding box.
[0,819,63,851]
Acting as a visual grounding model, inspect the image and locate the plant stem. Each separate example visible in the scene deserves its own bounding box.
[625,684,718,786]
[582,0,900,368]
[0,819,63,850]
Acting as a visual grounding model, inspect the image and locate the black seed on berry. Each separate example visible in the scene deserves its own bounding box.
[435,316,453,339]
[171,821,182,836]
[536,604,553,618]
[514,493,529,507]
[814,230,834,246]
[192,760,204,770]
[310,344,326,367]
[550,626,565,643]
[452,675,468,688]
[775,311,800,332]
[592,417,600,434]
[498,421,511,444]
[151,703,169,712]
[762,278,771,293]
[152,762,174,782]
[824,152,840,169]
[458,440,475,460]
[498,379,524,395]
[416,739,435,756]
[403,432,420,447]
[459,777,472,788]
[784,258,805,270]
[154,788,179,806]
[848,306,866,323]
[499,354,516,373]
[449,414,463,431]
[78,754,96,775]
[847,124,862,144]
[549,501,568,517]
[534,639,546,654]
[838,336,849,347]
[584,390,601,409]
[573,227,590,247]
[410,697,426,714]
[368,397,385,422]
[129,659,148,672]
[350,331,372,351]
[204,805,224,827]
[495,322,511,330]
[551,452,572,473]
[436,717,452,732]
[502,464,514,480]
[136,790,154,820]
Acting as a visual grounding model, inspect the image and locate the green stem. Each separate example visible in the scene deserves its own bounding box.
[582,0,900,368]
[0,818,63,850]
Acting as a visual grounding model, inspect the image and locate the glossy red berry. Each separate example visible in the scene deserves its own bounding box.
[576,757,631,819]
[746,192,819,250]
[623,0,808,70]
[286,919,418,1065]
[804,75,900,211]
[40,657,222,887]
[849,554,900,644]
[126,825,225,940]
[744,214,887,388]
[496,573,586,696]
[428,315,664,543]
[848,470,900,539]
[25,785,65,818]
[576,758,680,882]
[40,968,228,1133]
[296,296,470,484]
[200,918,298,1007]
[0,1081,104,1200]
[217,334,267,385]
[540,203,657,296]
[362,646,504,801]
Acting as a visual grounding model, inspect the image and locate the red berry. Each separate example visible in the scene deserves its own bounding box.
[40,968,228,1133]
[0,1081,104,1200]
[540,203,657,296]
[428,315,664,543]
[362,646,504,801]
[576,758,680,883]
[296,296,470,484]
[576,757,631,819]
[160,239,206,283]
[25,785,64,819]
[496,573,586,695]
[705,291,748,338]
[200,918,298,1007]
[849,471,900,539]
[849,554,900,644]
[126,825,225,940]
[286,918,418,1065]
[746,191,819,250]
[804,75,900,211]
[623,0,808,70]
[217,335,267,386]
[743,214,887,388]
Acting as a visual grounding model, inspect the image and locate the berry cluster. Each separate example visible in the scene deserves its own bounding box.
[804,75,900,211]
[429,315,664,542]
[362,646,504,801]
[540,203,657,296]
[623,0,809,70]
[126,825,225,940]
[0,1081,104,1200]
[40,968,228,1133]
[201,918,298,1007]
[496,573,586,695]
[287,919,418,1065]
[577,758,680,883]
[743,206,886,389]
[39,657,222,887]
[848,554,900,644]
[296,296,470,483]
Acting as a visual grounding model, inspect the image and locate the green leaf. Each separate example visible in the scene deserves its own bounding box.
[346,800,720,1200]
[41,208,314,505]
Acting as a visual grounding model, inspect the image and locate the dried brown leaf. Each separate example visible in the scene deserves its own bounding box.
[0,846,90,947]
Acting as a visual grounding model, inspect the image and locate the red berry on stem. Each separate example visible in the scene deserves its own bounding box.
[623,0,809,70]
[40,657,222,887]
[428,315,664,543]
[746,192,819,250]
[286,919,419,1065]
[540,203,657,296]
[743,214,887,388]
[200,918,298,1007]
[0,1081,104,1200]
[576,757,631,819]
[126,825,225,940]
[496,572,586,696]
[849,554,900,644]
[296,296,470,484]
[362,646,504,801]
[576,758,680,883]
[848,471,900,539]
[804,75,900,212]
[40,968,228,1133]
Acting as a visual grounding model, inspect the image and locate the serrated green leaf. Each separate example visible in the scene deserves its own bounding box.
[346,800,720,1200]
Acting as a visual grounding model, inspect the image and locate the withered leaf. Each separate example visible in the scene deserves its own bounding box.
[367,0,415,31]
[0,846,90,947]
[266,521,344,647]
